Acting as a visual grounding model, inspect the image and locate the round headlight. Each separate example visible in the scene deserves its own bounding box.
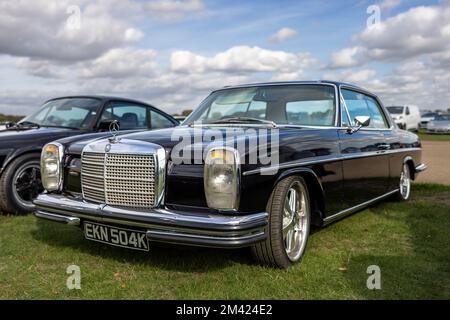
[41,143,64,191]
[204,148,240,210]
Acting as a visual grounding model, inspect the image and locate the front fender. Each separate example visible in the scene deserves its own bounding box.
[272,167,325,226]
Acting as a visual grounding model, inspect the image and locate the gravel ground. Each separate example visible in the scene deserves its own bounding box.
[416,141,450,185]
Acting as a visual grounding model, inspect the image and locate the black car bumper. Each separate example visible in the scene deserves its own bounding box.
[34,194,268,248]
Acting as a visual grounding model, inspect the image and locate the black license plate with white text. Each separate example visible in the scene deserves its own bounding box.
[84,222,149,252]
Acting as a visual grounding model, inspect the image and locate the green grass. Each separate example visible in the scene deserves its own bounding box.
[1,184,449,299]
[418,130,450,141]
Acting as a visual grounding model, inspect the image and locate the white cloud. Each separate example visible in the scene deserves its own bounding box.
[329,46,366,68]
[324,69,377,83]
[0,0,144,62]
[330,2,450,67]
[171,46,316,73]
[270,27,298,44]
[81,48,158,78]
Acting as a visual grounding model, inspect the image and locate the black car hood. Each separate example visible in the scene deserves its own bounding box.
[64,125,328,162]
[0,126,81,143]
[66,126,276,154]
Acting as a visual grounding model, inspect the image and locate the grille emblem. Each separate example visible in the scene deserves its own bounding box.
[105,144,111,152]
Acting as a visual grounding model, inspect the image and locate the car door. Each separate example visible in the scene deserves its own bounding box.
[338,88,391,208]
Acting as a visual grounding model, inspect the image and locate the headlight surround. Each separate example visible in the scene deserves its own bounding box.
[204,147,240,210]
[41,143,64,191]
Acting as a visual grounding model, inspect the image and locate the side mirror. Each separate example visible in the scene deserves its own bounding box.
[347,116,370,134]
[97,119,120,132]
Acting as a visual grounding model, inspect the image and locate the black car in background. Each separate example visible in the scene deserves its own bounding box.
[0,96,178,214]
[34,81,426,268]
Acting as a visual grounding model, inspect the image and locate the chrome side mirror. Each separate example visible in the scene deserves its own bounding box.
[347,116,370,134]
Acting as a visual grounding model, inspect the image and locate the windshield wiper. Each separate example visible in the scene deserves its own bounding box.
[206,117,277,127]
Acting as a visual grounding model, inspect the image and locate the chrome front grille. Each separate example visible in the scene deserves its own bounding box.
[81,153,105,203]
[81,152,157,208]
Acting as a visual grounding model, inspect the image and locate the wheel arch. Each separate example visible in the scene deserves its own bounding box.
[273,167,325,226]
[403,156,416,180]
[0,148,42,176]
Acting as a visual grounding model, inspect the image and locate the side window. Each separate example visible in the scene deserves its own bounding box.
[365,96,389,129]
[150,110,176,129]
[341,89,388,129]
[101,103,148,130]
[286,100,334,126]
[247,101,267,119]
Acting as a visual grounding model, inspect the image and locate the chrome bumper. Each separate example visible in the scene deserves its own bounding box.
[415,163,427,174]
[34,194,268,248]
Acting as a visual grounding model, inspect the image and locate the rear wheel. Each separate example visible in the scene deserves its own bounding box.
[0,154,43,214]
[251,176,311,268]
[395,163,411,201]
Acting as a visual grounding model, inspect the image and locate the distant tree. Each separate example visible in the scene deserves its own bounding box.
[0,113,23,123]
[181,109,193,117]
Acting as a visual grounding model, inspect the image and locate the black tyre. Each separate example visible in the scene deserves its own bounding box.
[251,176,311,268]
[0,153,43,214]
[395,163,412,201]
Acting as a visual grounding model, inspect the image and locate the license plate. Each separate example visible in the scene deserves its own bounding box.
[84,222,149,252]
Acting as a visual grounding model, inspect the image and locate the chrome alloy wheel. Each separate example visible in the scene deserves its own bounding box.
[282,181,310,261]
[399,163,411,200]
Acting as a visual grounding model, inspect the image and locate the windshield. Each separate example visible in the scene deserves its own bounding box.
[422,112,437,117]
[23,98,101,129]
[387,106,404,114]
[184,85,336,126]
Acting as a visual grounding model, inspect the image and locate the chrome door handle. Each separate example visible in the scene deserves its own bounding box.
[378,144,391,150]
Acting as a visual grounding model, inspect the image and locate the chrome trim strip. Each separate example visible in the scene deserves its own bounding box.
[323,189,399,224]
[35,211,80,226]
[243,148,422,176]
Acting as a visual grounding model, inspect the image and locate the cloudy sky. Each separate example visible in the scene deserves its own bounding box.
[0,0,449,115]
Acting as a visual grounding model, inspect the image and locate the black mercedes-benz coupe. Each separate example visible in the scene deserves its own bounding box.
[0,96,178,214]
[34,81,426,268]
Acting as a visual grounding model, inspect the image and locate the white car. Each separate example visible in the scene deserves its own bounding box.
[420,112,438,129]
[386,105,421,131]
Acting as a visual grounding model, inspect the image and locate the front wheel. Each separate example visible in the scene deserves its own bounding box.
[251,176,311,268]
[0,153,43,214]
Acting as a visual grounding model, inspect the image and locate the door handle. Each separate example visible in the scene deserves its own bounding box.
[378,144,391,150]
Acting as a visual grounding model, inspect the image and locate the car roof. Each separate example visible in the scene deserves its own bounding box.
[44,95,158,108]
[216,80,369,92]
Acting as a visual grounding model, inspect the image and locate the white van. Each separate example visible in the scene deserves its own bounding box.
[386,105,421,131]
